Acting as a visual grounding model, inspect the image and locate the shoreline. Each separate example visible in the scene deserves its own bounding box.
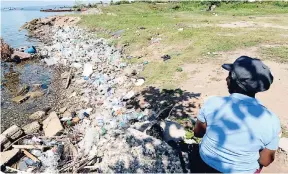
[0,15,187,173]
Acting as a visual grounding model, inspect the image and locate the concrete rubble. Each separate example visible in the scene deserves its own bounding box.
[0,16,192,173]
[0,38,14,61]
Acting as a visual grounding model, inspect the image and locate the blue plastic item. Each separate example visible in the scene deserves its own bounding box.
[25,46,36,53]
[41,84,48,89]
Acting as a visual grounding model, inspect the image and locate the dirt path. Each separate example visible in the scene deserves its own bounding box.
[179,47,288,172]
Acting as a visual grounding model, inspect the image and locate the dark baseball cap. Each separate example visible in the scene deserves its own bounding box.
[222,56,273,93]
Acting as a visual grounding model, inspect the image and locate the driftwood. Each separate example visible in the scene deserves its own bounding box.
[12,145,49,150]
[65,68,72,89]
[21,149,40,162]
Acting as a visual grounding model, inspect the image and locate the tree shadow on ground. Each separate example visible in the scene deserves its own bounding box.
[128,86,201,121]
[105,128,188,173]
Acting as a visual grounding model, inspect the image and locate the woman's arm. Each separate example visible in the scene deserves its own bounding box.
[193,120,207,138]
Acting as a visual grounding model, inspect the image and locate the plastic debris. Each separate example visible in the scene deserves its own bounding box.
[25,46,36,53]
[82,63,93,77]
[135,78,145,86]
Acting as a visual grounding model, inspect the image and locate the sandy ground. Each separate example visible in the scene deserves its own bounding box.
[179,47,288,172]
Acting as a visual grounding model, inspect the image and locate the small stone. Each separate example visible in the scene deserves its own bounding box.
[11,51,31,60]
[124,68,137,76]
[59,107,67,114]
[11,95,30,104]
[0,149,20,166]
[0,134,11,151]
[16,85,30,96]
[62,111,72,118]
[26,91,44,98]
[43,112,63,137]
[29,111,46,120]
[2,125,23,141]
[22,121,41,135]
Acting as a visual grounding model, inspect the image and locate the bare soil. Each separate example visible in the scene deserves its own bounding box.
[179,46,288,172]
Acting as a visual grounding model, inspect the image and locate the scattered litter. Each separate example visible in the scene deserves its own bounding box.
[0,17,192,173]
[178,28,184,31]
[82,63,93,77]
[24,46,36,53]
[111,29,125,37]
[123,90,135,100]
[161,54,171,61]
[135,78,145,86]
[59,107,67,114]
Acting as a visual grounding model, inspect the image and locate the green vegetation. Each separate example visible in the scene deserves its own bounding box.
[77,1,288,88]
[261,46,288,63]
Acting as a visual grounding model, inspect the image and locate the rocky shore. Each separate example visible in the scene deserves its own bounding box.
[1,16,191,173]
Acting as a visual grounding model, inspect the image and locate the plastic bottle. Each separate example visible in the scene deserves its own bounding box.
[64,117,81,126]
[78,109,90,119]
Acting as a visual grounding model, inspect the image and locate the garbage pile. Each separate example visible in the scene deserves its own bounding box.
[1,17,188,173]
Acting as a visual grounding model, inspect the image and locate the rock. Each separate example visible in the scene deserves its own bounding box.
[11,95,30,104]
[0,39,14,61]
[29,111,46,120]
[22,121,41,135]
[0,134,11,151]
[0,149,20,166]
[16,85,30,96]
[26,91,44,98]
[11,51,31,60]
[161,54,171,61]
[178,28,184,31]
[62,111,72,118]
[135,78,145,86]
[59,107,67,114]
[279,137,288,152]
[43,112,63,137]
[2,125,23,141]
[160,121,186,142]
[124,68,137,76]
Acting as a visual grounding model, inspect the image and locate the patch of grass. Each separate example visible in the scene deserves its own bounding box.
[261,46,288,63]
[185,130,194,139]
[78,2,288,88]
[282,125,288,138]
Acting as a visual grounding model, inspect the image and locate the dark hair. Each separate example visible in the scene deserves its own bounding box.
[228,72,256,97]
